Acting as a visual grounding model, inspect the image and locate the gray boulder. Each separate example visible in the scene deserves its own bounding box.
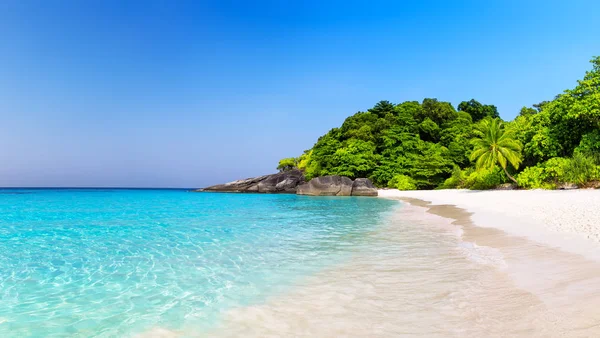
[296,176,354,196]
[198,170,304,193]
[496,183,516,190]
[351,178,378,196]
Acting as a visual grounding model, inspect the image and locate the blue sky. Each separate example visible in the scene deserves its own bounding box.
[1,0,599,187]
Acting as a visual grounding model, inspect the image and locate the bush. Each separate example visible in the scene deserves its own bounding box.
[296,151,311,170]
[302,160,321,180]
[575,130,600,164]
[440,166,469,189]
[516,154,600,188]
[564,153,598,185]
[464,168,506,190]
[516,166,554,189]
[388,174,417,190]
[542,157,570,182]
[277,157,298,172]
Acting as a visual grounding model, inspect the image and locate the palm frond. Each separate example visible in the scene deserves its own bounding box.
[470,117,523,177]
[497,150,507,169]
[497,138,522,152]
[498,147,522,170]
[469,147,489,162]
[474,152,487,170]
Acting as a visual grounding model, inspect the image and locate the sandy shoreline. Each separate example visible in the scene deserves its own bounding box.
[379,189,600,262]
[140,192,600,337]
[205,194,600,337]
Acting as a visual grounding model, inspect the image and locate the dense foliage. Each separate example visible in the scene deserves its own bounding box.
[283,57,600,190]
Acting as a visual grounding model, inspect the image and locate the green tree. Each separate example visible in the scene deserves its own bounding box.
[329,139,378,179]
[368,100,396,117]
[277,56,599,190]
[418,118,441,142]
[575,130,600,164]
[506,114,538,167]
[408,141,454,189]
[522,56,600,160]
[458,99,499,122]
[370,131,420,186]
[308,128,343,177]
[340,111,378,141]
[440,111,474,167]
[518,106,537,117]
[533,101,550,112]
[470,118,522,184]
[277,157,298,172]
[417,98,457,125]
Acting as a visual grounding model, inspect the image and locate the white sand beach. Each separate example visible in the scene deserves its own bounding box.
[379,189,600,262]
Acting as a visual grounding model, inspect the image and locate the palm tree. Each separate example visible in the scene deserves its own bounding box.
[469,118,522,184]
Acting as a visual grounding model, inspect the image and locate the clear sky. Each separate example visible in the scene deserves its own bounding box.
[1,0,599,188]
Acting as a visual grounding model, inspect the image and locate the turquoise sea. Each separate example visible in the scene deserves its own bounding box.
[0,189,396,337]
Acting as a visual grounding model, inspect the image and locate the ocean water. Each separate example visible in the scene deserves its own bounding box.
[0,189,397,337]
[4,189,600,337]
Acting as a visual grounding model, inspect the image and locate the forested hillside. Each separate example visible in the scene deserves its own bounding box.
[278,57,600,190]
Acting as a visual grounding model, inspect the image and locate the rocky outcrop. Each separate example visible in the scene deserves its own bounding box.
[199,172,378,197]
[296,176,378,196]
[198,170,304,193]
[351,178,378,196]
[296,176,354,196]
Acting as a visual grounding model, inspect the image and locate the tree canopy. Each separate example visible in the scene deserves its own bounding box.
[283,56,600,190]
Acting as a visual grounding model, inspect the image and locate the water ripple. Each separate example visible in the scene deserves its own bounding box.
[0,190,395,337]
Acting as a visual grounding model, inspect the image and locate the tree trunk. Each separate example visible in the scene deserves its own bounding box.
[502,166,518,185]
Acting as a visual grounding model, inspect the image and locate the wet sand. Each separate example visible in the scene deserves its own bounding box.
[379,189,600,261]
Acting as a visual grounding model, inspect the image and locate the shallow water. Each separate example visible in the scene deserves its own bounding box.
[0,189,395,337]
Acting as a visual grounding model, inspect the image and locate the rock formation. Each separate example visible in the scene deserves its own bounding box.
[296,176,378,196]
[199,172,378,197]
[351,178,378,196]
[296,175,354,196]
[198,169,304,193]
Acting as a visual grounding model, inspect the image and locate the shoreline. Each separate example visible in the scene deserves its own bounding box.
[135,194,600,337]
[385,194,600,336]
[379,189,600,262]
[203,196,600,337]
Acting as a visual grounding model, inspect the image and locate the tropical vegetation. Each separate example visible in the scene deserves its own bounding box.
[279,57,600,190]
[469,118,522,184]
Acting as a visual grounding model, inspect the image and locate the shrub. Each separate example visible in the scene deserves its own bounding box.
[296,151,311,170]
[542,157,570,182]
[302,160,321,180]
[388,174,417,190]
[563,153,598,185]
[464,168,506,190]
[516,166,554,189]
[277,157,298,172]
[516,154,600,188]
[575,131,600,164]
[440,166,469,189]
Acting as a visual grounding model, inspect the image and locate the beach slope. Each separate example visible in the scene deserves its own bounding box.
[379,189,600,261]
